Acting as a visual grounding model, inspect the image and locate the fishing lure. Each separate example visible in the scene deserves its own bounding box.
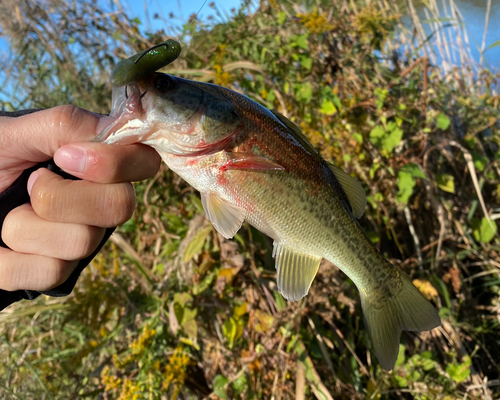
[110,39,181,87]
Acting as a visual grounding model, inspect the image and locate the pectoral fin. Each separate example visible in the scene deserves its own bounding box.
[223,152,285,171]
[328,164,366,219]
[273,242,322,301]
[201,192,245,239]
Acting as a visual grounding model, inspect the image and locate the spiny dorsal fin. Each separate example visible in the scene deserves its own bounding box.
[272,110,366,219]
[273,242,322,301]
[200,192,245,239]
[328,164,366,219]
[270,110,320,157]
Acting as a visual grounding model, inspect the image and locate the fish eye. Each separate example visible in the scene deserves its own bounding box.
[154,75,176,92]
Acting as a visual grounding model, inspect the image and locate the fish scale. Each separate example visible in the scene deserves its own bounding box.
[97,72,441,370]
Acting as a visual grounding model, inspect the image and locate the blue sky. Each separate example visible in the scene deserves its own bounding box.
[0,0,244,54]
[123,0,244,35]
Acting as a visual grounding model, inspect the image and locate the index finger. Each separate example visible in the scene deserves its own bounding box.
[1,105,114,163]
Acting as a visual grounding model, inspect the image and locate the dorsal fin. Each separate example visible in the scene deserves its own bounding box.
[270,110,320,157]
[328,164,366,219]
[271,110,366,218]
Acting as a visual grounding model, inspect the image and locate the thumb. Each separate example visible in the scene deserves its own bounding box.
[2,105,114,162]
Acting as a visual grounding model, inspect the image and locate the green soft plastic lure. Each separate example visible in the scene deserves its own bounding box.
[110,39,181,87]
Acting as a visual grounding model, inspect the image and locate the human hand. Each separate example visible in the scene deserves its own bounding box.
[0,106,161,292]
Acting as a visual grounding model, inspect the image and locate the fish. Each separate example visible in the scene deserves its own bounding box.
[95,72,441,370]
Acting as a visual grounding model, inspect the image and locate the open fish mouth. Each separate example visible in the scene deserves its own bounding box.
[93,84,150,144]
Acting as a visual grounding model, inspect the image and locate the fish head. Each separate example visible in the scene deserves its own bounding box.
[96,73,241,156]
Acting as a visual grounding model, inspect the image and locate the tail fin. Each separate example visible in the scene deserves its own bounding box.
[360,275,441,370]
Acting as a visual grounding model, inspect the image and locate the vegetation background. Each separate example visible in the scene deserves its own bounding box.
[0,0,499,398]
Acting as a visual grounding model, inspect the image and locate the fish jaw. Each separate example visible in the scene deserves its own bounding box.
[95,75,243,158]
[93,84,149,144]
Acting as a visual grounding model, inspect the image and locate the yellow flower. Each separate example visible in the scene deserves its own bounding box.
[213,64,234,86]
[101,366,122,391]
[297,7,334,34]
[118,377,141,400]
[162,346,192,393]
[130,324,156,355]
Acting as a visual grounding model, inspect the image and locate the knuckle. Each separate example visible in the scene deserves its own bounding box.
[0,267,18,292]
[104,183,135,226]
[66,226,103,260]
[0,251,23,291]
[2,207,24,247]
[30,176,59,221]
[41,259,75,291]
[50,105,85,134]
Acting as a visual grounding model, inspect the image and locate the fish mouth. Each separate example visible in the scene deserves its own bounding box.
[93,83,150,144]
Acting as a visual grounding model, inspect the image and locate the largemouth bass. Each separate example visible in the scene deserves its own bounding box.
[96,73,440,370]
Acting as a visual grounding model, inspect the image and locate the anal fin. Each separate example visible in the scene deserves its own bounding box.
[273,242,322,301]
[201,192,245,239]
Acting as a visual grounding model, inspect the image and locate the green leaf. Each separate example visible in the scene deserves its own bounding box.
[296,82,313,104]
[369,125,386,147]
[300,56,312,70]
[353,133,363,143]
[320,98,337,115]
[273,291,286,311]
[213,375,229,399]
[446,356,471,383]
[296,34,309,50]
[267,89,276,103]
[374,87,388,111]
[174,293,193,307]
[181,307,198,340]
[393,374,408,388]
[277,11,286,25]
[369,123,403,154]
[384,122,403,153]
[400,163,426,179]
[396,162,426,204]
[395,344,406,366]
[486,40,500,51]
[120,217,137,233]
[472,153,488,172]
[222,317,237,349]
[436,113,450,130]
[436,174,455,193]
[232,373,247,395]
[183,226,212,263]
[284,81,290,94]
[421,357,437,371]
[397,171,416,205]
[332,95,342,109]
[471,217,497,243]
[173,302,184,326]
[369,163,380,180]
